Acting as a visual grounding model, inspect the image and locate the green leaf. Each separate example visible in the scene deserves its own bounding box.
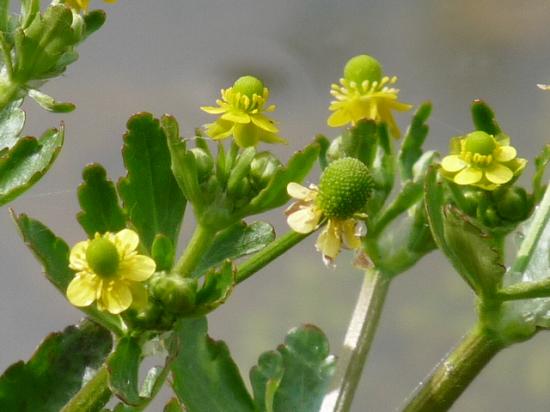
[250,325,336,412]
[0,320,112,412]
[152,234,175,272]
[315,134,329,171]
[194,260,236,314]
[82,10,106,39]
[107,337,142,406]
[0,99,25,149]
[28,88,75,112]
[0,126,63,206]
[471,99,501,135]
[13,213,124,334]
[533,144,550,204]
[164,398,185,412]
[77,163,126,237]
[169,317,255,412]
[398,101,432,181]
[341,119,378,166]
[118,113,185,252]
[193,221,275,277]
[243,141,319,215]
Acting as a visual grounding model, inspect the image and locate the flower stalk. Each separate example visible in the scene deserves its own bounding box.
[60,365,111,412]
[174,224,216,277]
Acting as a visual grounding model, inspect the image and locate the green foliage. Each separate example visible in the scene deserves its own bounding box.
[77,163,126,237]
[118,113,185,252]
[533,144,550,203]
[0,99,25,149]
[152,234,175,272]
[164,398,185,412]
[0,320,112,412]
[398,102,432,181]
[168,317,255,412]
[193,221,275,277]
[194,260,236,314]
[250,325,336,412]
[471,99,502,136]
[107,337,143,406]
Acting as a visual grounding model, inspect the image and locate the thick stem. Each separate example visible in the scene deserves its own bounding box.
[402,325,504,412]
[61,365,111,412]
[320,269,390,412]
[174,224,215,277]
[236,230,310,284]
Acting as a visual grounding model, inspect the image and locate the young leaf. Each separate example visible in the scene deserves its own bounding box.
[0,99,25,149]
[471,99,501,136]
[192,221,275,277]
[0,320,112,412]
[398,101,432,181]
[0,126,63,206]
[118,113,185,252]
[194,260,236,314]
[168,317,255,412]
[315,134,330,171]
[77,163,126,237]
[28,88,75,113]
[107,337,143,406]
[250,325,336,412]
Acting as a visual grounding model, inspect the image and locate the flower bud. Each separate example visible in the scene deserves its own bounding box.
[190,148,214,182]
[317,157,372,219]
[495,187,531,222]
[249,152,282,190]
[343,54,383,85]
[151,273,198,315]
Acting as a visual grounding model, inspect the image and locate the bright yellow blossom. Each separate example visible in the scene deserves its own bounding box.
[440,131,527,191]
[285,182,363,266]
[328,54,412,138]
[65,0,117,13]
[201,75,286,148]
[66,229,156,314]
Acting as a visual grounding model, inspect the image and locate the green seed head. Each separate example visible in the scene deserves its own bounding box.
[86,237,119,278]
[233,75,265,98]
[317,158,372,219]
[464,131,496,156]
[343,54,383,85]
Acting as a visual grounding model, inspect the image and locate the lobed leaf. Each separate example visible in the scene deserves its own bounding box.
[398,101,432,181]
[118,113,185,252]
[77,163,126,237]
[0,320,112,412]
[250,325,336,412]
[194,260,236,314]
[471,99,501,136]
[168,317,255,412]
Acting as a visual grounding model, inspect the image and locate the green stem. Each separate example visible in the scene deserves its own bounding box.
[498,276,550,301]
[61,365,111,412]
[236,230,310,284]
[174,224,215,277]
[402,325,504,412]
[320,268,391,412]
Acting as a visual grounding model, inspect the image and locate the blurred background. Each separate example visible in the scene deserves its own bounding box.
[1,0,550,410]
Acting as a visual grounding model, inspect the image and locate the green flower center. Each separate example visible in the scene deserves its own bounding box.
[343,54,383,85]
[317,157,372,219]
[86,238,120,278]
[233,75,264,98]
[464,131,496,156]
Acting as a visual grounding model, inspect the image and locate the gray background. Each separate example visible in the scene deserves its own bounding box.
[1,0,550,410]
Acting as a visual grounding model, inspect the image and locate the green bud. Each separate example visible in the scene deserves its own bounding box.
[462,190,481,216]
[317,157,372,218]
[495,187,530,222]
[464,131,496,155]
[151,273,198,315]
[483,206,501,227]
[86,237,119,278]
[343,54,383,85]
[233,75,264,98]
[191,148,214,182]
[249,152,282,189]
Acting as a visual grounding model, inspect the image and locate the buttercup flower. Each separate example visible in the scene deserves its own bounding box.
[328,54,413,138]
[66,229,156,314]
[65,0,117,12]
[201,75,286,148]
[440,130,527,191]
[285,158,372,265]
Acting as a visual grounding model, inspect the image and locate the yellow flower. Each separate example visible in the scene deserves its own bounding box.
[65,0,117,13]
[66,229,156,314]
[537,84,550,91]
[285,182,363,266]
[201,75,286,148]
[328,54,412,138]
[440,131,527,191]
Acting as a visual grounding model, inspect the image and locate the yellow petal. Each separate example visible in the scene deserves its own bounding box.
[100,281,132,314]
[454,166,482,185]
[259,131,287,145]
[287,206,321,233]
[327,110,351,127]
[69,240,90,271]
[251,114,278,133]
[128,283,148,310]
[221,111,251,124]
[233,123,259,147]
[315,220,341,263]
[118,255,156,281]
[485,163,513,184]
[200,105,227,114]
[494,146,517,162]
[114,229,139,257]
[441,155,467,173]
[287,182,314,200]
[341,220,362,250]
[66,273,99,307]
[206,120,233,140]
